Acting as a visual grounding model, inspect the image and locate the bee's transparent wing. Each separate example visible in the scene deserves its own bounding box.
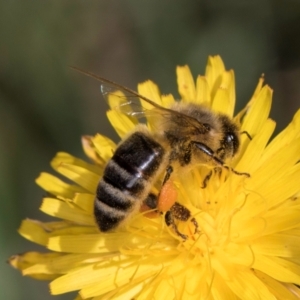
[71,67,210,133]
[100,81,172,133]
[100,83,155,119]
[71,66,170,119]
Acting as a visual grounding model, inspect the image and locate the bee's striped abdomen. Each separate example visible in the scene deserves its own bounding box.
[94,131,165,231]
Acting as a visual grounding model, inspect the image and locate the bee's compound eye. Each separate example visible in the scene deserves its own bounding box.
[226,133,235,143]
[224,132,239,156]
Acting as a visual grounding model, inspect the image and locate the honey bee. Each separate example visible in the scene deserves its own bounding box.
[72,67,249,239]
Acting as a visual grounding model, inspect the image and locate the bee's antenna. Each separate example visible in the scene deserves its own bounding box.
[241,131,252,140]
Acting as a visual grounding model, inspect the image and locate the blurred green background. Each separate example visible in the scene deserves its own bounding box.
[1,1,300,299]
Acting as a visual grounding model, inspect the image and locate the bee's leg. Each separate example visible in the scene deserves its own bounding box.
[193,141,250,178]
[165,202,199,240]
[165,210,187,240]
[201,170,212,188]
[143,193,158,210]
[202,167,225,188]
[229,167,250,177]
[162,165,173,185]
[141,163,174,215]
[140,193,160,218]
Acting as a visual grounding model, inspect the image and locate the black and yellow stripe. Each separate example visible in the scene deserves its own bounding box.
[94,131,165,231]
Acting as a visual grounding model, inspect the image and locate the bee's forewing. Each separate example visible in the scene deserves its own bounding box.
[71,66,206,132]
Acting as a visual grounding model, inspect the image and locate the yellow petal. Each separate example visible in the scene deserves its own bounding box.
[251,75,265,99]
[50,256,165,296]
[283,284,300,298]
[254,255,300,284]
[211,70,235,117]
[100,279,147,300]
[9,252,61,280]
[255,270,300,300]
[80,271,154,299]
[49,225,97,236]
[250,137,300,189]
[107,90,128,110]
[137,80,162,108]
[91,133,116,162]
[176,65,196,101]
[195,75,210,105]
[233,205,300,242]
[9,251,61,271]
[257,164,300,208]
[210,274,239,300]
[51,152,101,176]
[237,85,272,156]
[234,75,265,124]
[81,135,104,165]
[22,253,102,275]
[224,269,277,300]
[161,93,175,107]
[252,234,300,257]
[72,193,94,214]
[234,118,276,172]
[239,170,300,222]
[224,243,256,267]
[263,205,300,236]
[55,163,99,193]
[47,233,116,253]
[35,172,85,198]
[205,55,225,96]
[74,294,84,300]
[240,85,272,137]
[261,109,300,163]
[106,110,137,138]
[40,197,95,226]
[18,219,49,246]
[183,265,208,298]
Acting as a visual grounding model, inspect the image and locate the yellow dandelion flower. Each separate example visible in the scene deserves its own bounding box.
[9,55,300,300]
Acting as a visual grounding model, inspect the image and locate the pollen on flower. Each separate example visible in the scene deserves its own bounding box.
[9,56,300,300]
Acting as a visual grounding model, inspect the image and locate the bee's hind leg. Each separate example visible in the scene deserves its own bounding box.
[165,202,199,240]
[143,193,158,210]
[140,193,160,218]
[165,210,187,240]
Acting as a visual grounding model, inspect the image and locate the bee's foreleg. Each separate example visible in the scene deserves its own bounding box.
[201,170,212,188]
[193,141,250,178]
